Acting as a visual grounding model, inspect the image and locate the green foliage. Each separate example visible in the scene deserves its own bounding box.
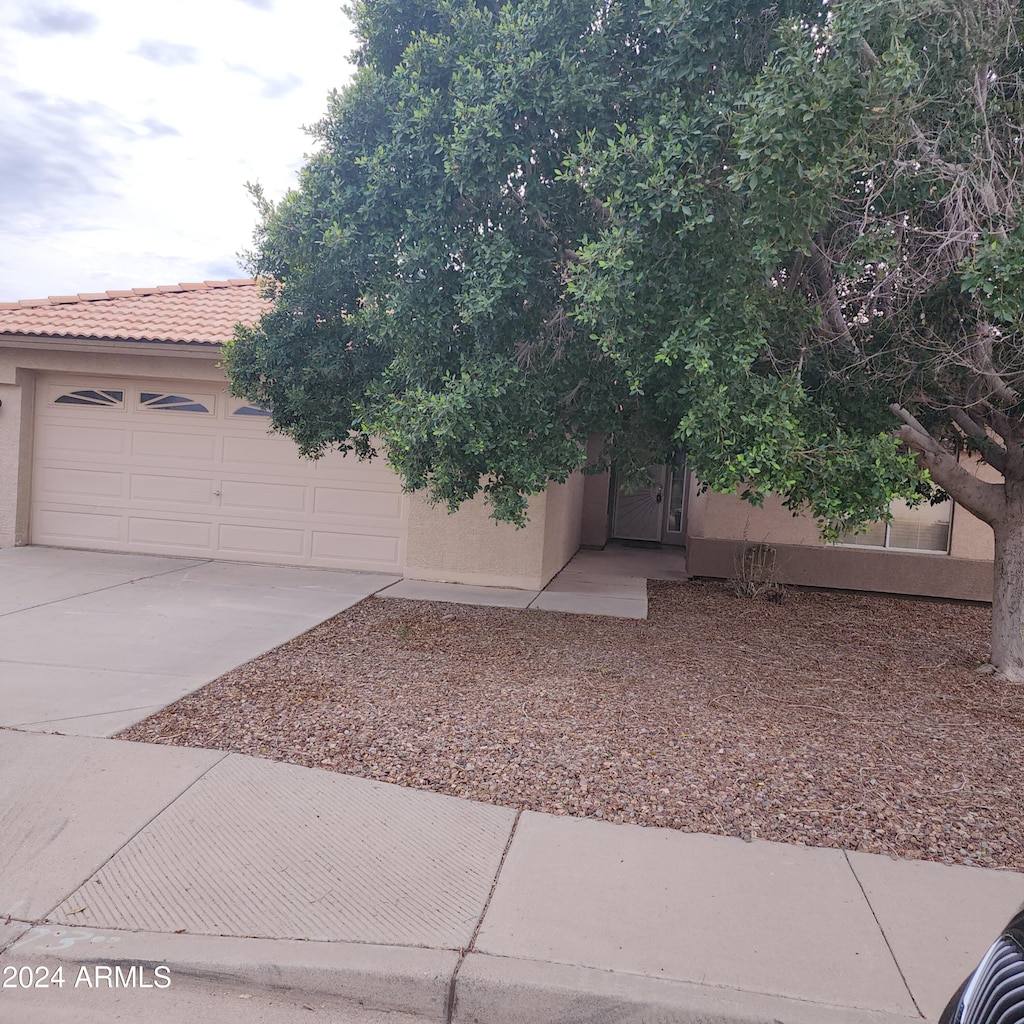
[229,0,620,523]
[229,0,1023,533]
[962,226,1024,333]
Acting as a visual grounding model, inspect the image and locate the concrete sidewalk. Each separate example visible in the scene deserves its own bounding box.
[2,729,1022,1024]
[378,543,689,619]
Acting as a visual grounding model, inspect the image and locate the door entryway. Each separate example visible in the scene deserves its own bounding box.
[610,457,688,545]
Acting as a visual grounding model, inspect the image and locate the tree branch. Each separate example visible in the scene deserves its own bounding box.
[785,250,806,296]
[858,38,879,68]
[949,407,1009,474]
[810,240,855,347]
[969,324,1020,404]
[890,403,1004,524]
[964,395,1018,448]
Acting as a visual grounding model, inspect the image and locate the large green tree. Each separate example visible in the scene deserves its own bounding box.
[228,0,1024,677]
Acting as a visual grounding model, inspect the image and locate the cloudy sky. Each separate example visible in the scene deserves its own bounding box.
[0,0,357,301]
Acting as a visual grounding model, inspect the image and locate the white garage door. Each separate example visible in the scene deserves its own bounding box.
[31,375,408,573]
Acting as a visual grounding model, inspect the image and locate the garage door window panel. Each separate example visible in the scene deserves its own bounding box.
[139,392,212,414]
[54,389,124,407]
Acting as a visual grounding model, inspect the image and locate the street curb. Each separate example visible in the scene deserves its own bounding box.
[453,954,923,1024]
[6,926,455,1020]
[7,925,926,1024]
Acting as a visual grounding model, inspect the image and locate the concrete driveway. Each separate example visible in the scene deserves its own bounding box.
[0,547,399,737]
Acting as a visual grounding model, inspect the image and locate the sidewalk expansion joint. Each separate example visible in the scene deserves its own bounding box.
[444,808,522,1024]
[0,558,215,619]
[37,749,232,926]
[15,703,169,729]
[844,849,925,1019]
[0,656,191,676]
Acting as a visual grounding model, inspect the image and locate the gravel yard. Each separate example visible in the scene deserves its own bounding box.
[119,580,1024,871]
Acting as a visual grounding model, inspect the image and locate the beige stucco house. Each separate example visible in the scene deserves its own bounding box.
[0,279,996,601]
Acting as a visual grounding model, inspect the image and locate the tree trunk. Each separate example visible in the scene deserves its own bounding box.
[991,507,1024,681]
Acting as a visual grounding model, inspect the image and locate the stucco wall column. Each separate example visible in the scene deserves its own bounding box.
[0,372,33,547]
[404,473,584,590]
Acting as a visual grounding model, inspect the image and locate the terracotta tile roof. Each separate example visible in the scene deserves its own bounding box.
[0,279,271,345]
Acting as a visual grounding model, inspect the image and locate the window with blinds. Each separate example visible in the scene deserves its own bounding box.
[842,497,952,553]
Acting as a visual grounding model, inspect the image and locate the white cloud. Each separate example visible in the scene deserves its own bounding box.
[14,5,99,37]
[0,85,124,225]
[225,63,303,99]
[133,40,201,66]
[0,0,357,300]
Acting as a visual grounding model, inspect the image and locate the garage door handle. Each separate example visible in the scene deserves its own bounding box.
[213,490,221,496]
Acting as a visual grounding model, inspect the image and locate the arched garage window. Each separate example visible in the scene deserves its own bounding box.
[139,392,210,413]
[54,389,124,406]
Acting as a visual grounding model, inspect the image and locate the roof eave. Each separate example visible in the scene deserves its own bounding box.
[0,334,225,358]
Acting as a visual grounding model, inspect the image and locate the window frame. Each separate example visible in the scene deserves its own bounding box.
[838,498,953,555]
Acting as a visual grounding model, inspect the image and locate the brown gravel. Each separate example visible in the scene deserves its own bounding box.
[118,580,1024,871]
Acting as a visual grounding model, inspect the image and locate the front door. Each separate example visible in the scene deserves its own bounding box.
[611,458,688,545]
[611,465,668,542]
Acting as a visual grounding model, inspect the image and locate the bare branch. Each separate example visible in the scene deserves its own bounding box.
[964,399,1020,451]
[784,250,806,296]
[950,407,1009,474]
[857,38,879,68]
[968,325,1020,404]
[514,304,574,367]
[890,402,942,453]
[890,403,1004,523]
[810,240,855,347]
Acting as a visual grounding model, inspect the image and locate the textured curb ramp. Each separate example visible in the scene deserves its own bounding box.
[4,733,1024,1024]
[21,752,512,1021]
[51,755,511,947]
